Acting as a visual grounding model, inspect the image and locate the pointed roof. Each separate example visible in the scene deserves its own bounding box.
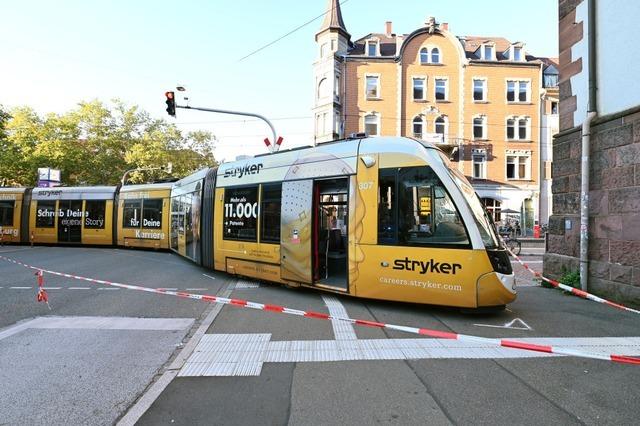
[316,0,350,40]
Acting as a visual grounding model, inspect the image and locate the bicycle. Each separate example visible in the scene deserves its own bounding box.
[501,233,521,256]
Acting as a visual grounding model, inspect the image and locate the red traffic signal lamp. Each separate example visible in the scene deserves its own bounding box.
[165,91,176,117]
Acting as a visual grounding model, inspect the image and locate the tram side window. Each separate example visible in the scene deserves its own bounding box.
[223,186,258,242]
[0,201,14,226]
[35,201,56,228]
[84,200,106,229]
[123,200,142,228]
[260,184,282,243]
[377,167,470,246]
[378,171,397,244]
[142,198,163,229]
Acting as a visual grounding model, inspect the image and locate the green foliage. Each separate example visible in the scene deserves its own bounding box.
[560,270,581,289]
[0,100,217,186]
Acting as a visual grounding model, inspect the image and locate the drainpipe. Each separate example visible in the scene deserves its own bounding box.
[579,0,597,292]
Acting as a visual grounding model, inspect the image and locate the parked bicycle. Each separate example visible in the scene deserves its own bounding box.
[498,224,522,256]
[502,234,521,256]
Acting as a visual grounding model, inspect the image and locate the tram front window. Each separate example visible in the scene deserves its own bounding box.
[378,167,469,246]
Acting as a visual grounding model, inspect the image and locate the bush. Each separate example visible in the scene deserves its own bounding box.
[542,268,580,290]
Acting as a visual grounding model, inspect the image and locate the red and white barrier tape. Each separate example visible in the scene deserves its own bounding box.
[1,254,639,365]
[504,244,640,315]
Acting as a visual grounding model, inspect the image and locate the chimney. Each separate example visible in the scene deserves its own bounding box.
[385,21,393,36]
[441,22,449,31]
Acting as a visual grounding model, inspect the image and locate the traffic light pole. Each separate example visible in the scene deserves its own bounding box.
[176,105,278,153]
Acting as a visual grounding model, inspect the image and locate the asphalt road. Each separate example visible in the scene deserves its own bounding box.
[1,244,639,426]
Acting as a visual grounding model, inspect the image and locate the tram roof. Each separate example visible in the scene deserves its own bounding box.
[215,136,441,187]
[119,182,174,192]
[31,186,117,200]
[0,187,27,194]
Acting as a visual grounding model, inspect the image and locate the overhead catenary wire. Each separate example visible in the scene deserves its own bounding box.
[237,0,351,63]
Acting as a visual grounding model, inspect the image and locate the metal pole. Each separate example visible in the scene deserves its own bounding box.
[177,105,278,153]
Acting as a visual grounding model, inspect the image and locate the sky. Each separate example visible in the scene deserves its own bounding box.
[0,0,558,162]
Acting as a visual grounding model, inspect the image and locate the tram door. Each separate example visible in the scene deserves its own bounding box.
[57,200,82,243]
[313,178,348,290]
[280,180,313,283]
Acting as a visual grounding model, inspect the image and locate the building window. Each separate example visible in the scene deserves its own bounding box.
[513,46,522,61]
[431,48,440,64]
[506,81,515,102]
[420,47,429,64]
[506,154,530,180]
[551,101,558,114]
[413,77,426,100]
[435,78,447,101]
[518,81,528,102]
[506,118,515,139]
[507,80,529,102]
[483,45,494,60]
[412,117,423,139]
[435,116,446,139]
[473,116,486,140]
[367,41,378,57]
[473,79,486,101]
[473,153,487,179]
[518,118,528,139]
[317,78,328,100]
[482,198,502,223]
[334,75,340,101]
[365,114,379,136]
[366,75,379,99]
[507,117,529,140]
[320,43,329,58]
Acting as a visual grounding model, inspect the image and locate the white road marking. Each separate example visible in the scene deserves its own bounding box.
[157,288,177,291]
[185,288,208,291]
[322,295,358,341]
[98,287,120,291]
[202,274,217,280]
[0,316,195,341]
[235,280,260,289]
[10,286,32,289]
[43,287,62,290]
[69,287,91,290]
[474,318,533,330]
[179,334,640,377]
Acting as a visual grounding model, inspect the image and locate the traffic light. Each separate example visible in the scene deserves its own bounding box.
[165,91,176,117]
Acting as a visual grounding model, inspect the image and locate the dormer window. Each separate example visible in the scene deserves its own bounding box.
[367,40,378,57]
[431,48,440,64]
[513,46,522,61]
[420,48,429,64]
[482,44,494,60]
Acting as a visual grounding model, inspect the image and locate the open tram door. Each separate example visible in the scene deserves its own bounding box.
[312,178,348,290]
[280,178,349,291]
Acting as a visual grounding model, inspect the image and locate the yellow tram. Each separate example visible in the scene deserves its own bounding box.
[0,188,26,244]
[29,186,116,245]
[201,136,515,308]
[116,183,172,249]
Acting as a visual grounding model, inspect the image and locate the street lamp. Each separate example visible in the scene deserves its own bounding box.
[121,163,172,186]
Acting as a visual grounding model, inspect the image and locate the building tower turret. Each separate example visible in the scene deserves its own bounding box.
[312,0,351,143]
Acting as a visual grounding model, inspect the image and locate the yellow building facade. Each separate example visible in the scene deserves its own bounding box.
[313,1,549,234]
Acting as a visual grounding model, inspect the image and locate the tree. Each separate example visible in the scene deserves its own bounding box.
[0,100,217,186]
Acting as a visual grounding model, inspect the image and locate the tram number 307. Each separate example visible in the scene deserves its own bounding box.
[224,202,259,219]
